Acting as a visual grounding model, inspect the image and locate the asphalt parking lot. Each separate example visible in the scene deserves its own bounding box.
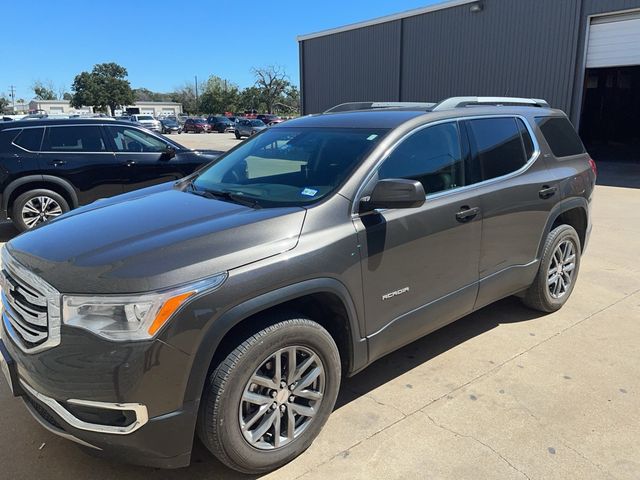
[172,131,241,152]
[0,157,638,480]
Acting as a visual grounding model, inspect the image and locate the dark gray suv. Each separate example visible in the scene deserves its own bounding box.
[0,97,595,473]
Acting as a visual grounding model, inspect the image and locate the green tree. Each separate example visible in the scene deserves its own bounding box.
[238,86,266,113]
[199,75,240,114]
[70,63,134,114]
[32,80,56,100]
[0,96,9,113]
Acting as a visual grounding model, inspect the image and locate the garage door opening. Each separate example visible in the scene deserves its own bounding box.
[580,66,640,162]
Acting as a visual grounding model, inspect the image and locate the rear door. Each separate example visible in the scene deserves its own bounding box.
[462,116,554,308]
[105,124,185,191]
[39,125,124,205]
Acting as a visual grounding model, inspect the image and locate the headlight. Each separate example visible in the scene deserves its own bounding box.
[62,273,227,341]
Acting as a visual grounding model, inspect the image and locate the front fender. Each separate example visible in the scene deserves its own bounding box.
[181,277,368,406]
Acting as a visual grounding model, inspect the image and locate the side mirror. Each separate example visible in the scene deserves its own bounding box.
[162,145,176,160]
[359,179,425,213]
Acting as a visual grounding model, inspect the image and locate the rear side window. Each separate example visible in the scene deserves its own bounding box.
[14,128,44,151]
[379,121,464,195]
[43,126,107,152]
[535,116,585,157]
[466,117,527,181]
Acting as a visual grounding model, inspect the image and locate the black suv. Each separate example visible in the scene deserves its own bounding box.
[206,115,235,133]
[0,97,595,473]
[0,119,218,230]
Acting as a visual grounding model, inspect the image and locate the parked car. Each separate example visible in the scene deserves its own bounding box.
[257,114,282,126]
[235,118,266,138]
[131,114,162,133]
[160,118,182,134]
[183,117,212,133]
[206,115,235,133]
[0,118,219,230]
[0,97,595,474]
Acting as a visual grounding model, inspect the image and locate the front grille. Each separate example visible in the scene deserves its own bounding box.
[1,249,61,353]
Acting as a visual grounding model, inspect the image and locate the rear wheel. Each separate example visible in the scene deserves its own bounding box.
[197,317,341,474]
[522,224,581,312]
[235,131,242,139]
[12,189,70,231]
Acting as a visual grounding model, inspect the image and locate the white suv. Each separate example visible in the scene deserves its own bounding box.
[131,114,162,133]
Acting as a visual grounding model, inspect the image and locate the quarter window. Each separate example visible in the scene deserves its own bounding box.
[106,126,168,153]
[535,116,585,157]
[43,126,106,152]
[378,122,464,195]
[13,128,44,151]
[466,117,527,181]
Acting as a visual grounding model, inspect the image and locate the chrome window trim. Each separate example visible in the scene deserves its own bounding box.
[20,380,149,435]
[1,248,61,354]
[352,114,541,215]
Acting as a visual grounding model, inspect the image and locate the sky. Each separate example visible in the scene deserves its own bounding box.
[0,0,441,102]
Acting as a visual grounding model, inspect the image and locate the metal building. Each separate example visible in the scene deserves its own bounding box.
[298,0,640,160]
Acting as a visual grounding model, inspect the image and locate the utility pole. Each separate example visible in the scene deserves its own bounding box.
[9,85,16,111]
[194,75,198,114]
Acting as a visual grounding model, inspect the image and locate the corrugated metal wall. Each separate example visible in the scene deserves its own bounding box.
[300,0,640,122]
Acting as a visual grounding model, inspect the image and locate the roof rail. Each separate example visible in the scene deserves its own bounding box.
[324,101,436,113]
[432,96,550,111]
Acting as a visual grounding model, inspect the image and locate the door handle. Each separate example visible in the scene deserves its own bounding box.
[455,206,480,222]
[539,185,558,199]
[49,160,66,167]
[124,160,137,167]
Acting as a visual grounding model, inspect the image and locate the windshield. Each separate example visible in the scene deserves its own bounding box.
[162,120,178,126]
[194,118,206,123]
[250,120,266,127]
[191,127,388,207]
[137,115,154,121]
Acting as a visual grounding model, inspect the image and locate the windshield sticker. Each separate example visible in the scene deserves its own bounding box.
[301,188,318,197]
[367,134,379,141]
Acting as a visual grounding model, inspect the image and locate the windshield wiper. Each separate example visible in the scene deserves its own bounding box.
[187,183,262,209]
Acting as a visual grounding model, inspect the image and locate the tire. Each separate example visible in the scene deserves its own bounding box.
[12,189,70,231]
[235,131,242,139]
[197,317,341,474]
[522,224,581,312]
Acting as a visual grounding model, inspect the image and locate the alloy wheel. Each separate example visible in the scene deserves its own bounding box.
[239,346,325,450]
[547,239,576,299]
[21,196,63,229]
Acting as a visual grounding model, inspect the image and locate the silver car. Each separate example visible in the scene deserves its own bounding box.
[234,118,266,139]
[131,114,162,133]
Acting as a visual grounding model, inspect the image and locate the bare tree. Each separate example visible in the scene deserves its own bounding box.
[252,65,290,114]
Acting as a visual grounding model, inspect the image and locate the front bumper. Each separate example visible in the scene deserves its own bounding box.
[0,322,199,468]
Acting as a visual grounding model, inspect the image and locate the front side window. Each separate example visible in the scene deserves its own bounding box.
[14,128,44,151]
[106,126,168,152]
[466,117,527,181]
[43,126,106,152]
[192,127,388,207]
[378,122,464,195]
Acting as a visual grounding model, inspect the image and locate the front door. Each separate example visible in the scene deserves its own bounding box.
[353,121,482,361]
[104,125,184,191]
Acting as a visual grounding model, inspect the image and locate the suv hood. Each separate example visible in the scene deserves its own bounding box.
[7,186,306,294]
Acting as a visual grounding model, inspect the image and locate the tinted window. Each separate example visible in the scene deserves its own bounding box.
[379,122,464,195]
[44,126,106,152]
[14,128,44,151]
[250,120,265,127]
[106,126,168,152]
[517,119,535,159]
[536,116,585,157]
[0,129,20,152]
[466,117,526,181]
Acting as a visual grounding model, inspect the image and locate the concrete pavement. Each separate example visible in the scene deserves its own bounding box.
[0,166,638,479]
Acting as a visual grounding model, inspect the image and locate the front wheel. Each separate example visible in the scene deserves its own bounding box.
[197,317,341,474]
[12,189,70,231]
[522,224,581,312]
[235,131,242,139]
